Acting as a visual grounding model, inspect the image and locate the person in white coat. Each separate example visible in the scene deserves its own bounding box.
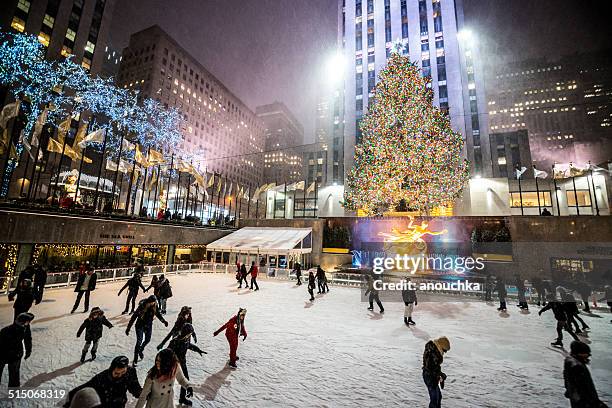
[135,349,193,408]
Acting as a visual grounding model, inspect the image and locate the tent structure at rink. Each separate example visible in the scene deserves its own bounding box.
[206,227,313,269]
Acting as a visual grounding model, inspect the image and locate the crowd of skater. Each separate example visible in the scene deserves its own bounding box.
[1,259,610,407]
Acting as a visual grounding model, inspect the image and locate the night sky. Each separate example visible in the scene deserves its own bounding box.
[110,0,611,143]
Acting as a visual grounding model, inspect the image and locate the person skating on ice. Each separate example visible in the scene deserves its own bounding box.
[238,263,248,289]
[0,312,33,388]
[316,266,325,294]
[136,349,193,408]
[213,308,247,368]
[249,261,259,291]
[64,356,142,408]
[156,275,173,315]
[71,264,97,314]
[77,307,114,363]
[539,294,580,347]
[168,323,206,406]
[563,341,608,408]
[157,306,197,350]
[118,271,147,315]
[364,274,384,313]
[531,277,547,307]
[494,277,507,312]
[294,262,302,285]
[307,270,316,301]
[422,336,450,408]
[8,278,35,322]
[402,277,417,325]
[559,288,589,333]
[32,265,47,304]
[146,275,160,304]
[126,295,168,366]
[515,275,529,310]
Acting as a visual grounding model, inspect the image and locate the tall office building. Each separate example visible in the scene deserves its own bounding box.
[256,101,304,184]
[487,51,612,171]
[314,86,344,185]
[116,26,265,187]
[1,0,116,75]
[339,0,490,179]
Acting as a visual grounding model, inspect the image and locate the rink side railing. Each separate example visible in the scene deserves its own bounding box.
[2,262,606,306]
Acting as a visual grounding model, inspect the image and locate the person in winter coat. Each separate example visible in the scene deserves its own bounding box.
[168,323,206,406]
[539,294,580,347]
[146,275,160,302]
[33,265,47,304]
[494,278,507,311]
[249,261,259,291]
[515,275,528,310]
[577,281,592,313]
[135,349,193,408]
[422,336,450,408]
[77,307,114,362]
[118,272,147,314]
[157,306,197,350]
[0,312,34,387]
[65,355,142,408]
[156,275,172,314]
[532,277,546,307]
[71,266,97,313]
[8,278,35,321]
[294,263,302,285]
[126,295,168,366]
[402,277,417,325]
[213,308,247,368]
[237,264,248,289]
[316,266,325,294]
[364,275,384,313]
[563,341,608,408]
[307,271,316,301]
[69,387,102,408]
[560,288,589,333]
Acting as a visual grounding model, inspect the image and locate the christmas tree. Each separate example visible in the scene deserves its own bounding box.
[343,52,469,215]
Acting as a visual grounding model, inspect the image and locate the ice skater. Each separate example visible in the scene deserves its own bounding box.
[294,263,302,285]
[402,277,417,325]
[126,295,168,366]
[316,266,326,293]
[249,261,259,291]
[156,275,173,314]
[422,336,450,408]
[136,349,193,408]
[77,307,114,362]
[8,278,35,321]
[213,308,247,368]
[577,280,592,313]
[538,294,580,347]
[157,306,197,350]
[365,275,384,313]
[32,265,47,304]
[307,270,316,301]
[515,275,528,310]
[494,277,507,312]
[532,277,546,306]
[71,265,97,313]
[559,288,589,333]
[0,312,33,388]
[563,341,607,408]
[168,323,206,405]
[118,271,147,314]
[237,263,248,289]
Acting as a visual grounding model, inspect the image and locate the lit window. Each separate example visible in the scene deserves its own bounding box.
[10,16,25,32]
[510,192,552,207]
[65,29,76,41]
[17,0,30,13]
[81,57,91,70]
[61,45,72,57]
[85,41,95,54]
[566,191,591,207]
[497,157,506,165]
[42,14,54,28]
[37,32,50,47]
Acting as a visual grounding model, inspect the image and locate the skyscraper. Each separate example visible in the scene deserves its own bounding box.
[339,0,490,179]
[1,0,117,75]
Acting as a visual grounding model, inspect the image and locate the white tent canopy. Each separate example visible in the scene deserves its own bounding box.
[206,227,312,254]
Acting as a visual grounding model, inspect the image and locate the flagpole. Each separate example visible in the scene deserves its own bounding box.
[207,173,215,223]
[216,175,222,221]
[588,161,600,216]
[238,188,243,223]
[533,164,541,215]
[0,112,19,197]
[255,189,259,219]
[92,129,108,212]
[138,147,151,217]
[111,132,125,210]
[73,119,94,204]
[125,154,137,214]
[314,179,319,218]
[26,126,45,201]
[283,181,287,219]
[570,163,579,216]
[166,154,174,214]
[53,122,71,208]
[146,165,155,213]
[152,164,161,216]
[18,149,30,199]
[183,160,192,217]
[303,178,307,218]
[515,163,524,216]
[247,185,251,219]
[174,164,182,216]
[552,164,561,216]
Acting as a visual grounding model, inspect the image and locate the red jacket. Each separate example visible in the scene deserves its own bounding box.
[214,316,247,341]
[250,265,258,278]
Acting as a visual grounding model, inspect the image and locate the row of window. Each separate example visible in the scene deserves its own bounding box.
[509,191,592,208]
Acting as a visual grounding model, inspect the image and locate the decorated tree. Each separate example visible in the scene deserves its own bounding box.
[343,52,469,215]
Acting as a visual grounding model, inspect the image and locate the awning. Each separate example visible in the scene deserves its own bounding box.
[206,227,312,254]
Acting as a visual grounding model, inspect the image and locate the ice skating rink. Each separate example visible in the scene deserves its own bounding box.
[1,273,610,407]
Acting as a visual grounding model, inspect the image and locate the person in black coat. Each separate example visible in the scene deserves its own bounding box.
[8,279,35,321]
[515,275,529,310]
[64,355,142,408]
[71,267,97,313]
[168,323,206,406]
[126,295,168,366]
[32,265,47,304]
[577,281,592,313]
[560,288,590,333]
[307,270,316,301]
[118,272,147,315]
[0,312,34,387]
[156,275,172,314]
[422,336,450,408]
[364,275,384,313]
[532,277,546,306]
[494,278,507,311]
[539,294,580,347]
[157,306,197,350]
[563,341,607,408]
[237,264,248,289]
[77,307,114,362]
[316,266,325,294]
[294,263,302,286]
[402,277,417,325]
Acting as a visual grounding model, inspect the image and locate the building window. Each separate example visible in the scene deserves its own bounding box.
[61,45,72,57]
[510,192,552,208]
[10,16,25,32]
[37,32,50,47]
[65,28,76,42]
[85,41,95,54]
[566,190,592,207]
[356,0,362,17]
[367,0,374,13]
[42,14,55,28]
[17,0,31,13]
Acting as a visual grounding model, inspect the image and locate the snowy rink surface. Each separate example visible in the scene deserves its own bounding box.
[0,273,610,407]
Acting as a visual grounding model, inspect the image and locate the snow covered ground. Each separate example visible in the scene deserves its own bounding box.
[1,272,610,407]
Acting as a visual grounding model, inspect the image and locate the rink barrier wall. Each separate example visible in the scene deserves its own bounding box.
[2,263,607,307]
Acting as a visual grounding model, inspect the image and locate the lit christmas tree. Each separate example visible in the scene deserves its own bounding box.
[343,52,469,215]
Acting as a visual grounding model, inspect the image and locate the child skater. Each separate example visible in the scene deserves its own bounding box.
[213,308,247,368]
[76,307,113,362]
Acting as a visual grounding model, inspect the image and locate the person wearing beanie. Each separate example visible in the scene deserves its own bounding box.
[157,306,197,350]
[402,277,417,326]
[168,323,206,406]
[65,356,142,408]
[0,312,34,387]
[563,341,607,408]
[8,278,35,322]
[118,271,147,315]
[422,336,450,408]
[213,308,247,368]
[126,295,168,366]
[77,307,114,363]
[539,294,580,347]
[69,387,101,408]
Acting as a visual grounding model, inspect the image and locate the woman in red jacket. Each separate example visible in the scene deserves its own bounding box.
[249,261,259,291]
[213,308,247,368]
